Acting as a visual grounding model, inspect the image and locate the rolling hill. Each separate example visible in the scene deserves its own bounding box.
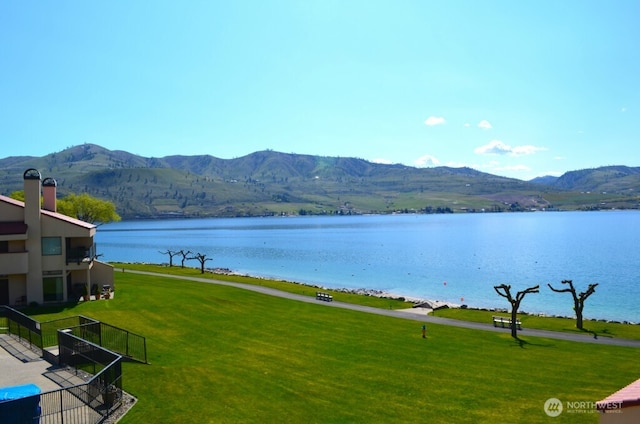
[1,144,638,219]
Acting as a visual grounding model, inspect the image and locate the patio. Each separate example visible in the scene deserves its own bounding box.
[0,306,146,423]
[0,334,86,392]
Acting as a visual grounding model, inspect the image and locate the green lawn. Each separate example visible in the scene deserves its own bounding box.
[25,268,640,423]
[433,308,640,341]
[112,262,416,310]
[113,263,640,340]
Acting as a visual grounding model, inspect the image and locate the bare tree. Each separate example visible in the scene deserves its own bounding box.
[548,280,598,330]
[494,284,540,338]
[178,250,192,268]
[189,252,212,274]
[159,249,179,267]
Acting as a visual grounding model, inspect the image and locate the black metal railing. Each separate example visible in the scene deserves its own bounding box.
[39,315,99,349]
[57,330,123,420]
[1,305,43,353]
[0,307,144,423]
[68,321,148,364]
[37,384,104,423]
[66,244,96,265]
[0,326,124,423]
[39,315,148,364]
[0,306,7,333]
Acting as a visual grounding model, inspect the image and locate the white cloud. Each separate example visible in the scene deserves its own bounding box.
[371,158,393,165]
[414,154,441,167]
[474,140,511,155]
[512,145,547,155]
[474,140,546,157]
[464,123,471,128]
[478,120,492,130]
[424,116,446,126]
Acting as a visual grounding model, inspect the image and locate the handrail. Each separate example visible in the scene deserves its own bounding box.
[0,306,140,422]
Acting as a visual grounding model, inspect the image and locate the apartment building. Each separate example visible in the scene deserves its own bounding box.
[0,168,113,306]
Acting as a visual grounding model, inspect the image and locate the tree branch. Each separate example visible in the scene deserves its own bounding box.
[515,285,539,303]
[579,283,599,300]
[548,279,573,293]
[493,284,512,301]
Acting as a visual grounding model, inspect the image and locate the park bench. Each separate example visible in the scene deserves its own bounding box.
[492,316,522,330]
[316,292,333,302]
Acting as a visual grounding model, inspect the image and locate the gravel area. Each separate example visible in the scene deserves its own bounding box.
[103,392,137,423]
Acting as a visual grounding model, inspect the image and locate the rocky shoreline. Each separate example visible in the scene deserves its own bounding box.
[172,264,637,325]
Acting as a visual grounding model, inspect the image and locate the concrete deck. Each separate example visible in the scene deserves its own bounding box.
[0,334,86,393]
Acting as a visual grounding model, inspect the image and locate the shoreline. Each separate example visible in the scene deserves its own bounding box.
[119,263,637,325]
[198,266,639,325]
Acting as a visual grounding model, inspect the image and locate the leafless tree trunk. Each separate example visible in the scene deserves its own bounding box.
[548,280,598,329]
[178,250,192,268]
[494,284,540,338]
[159,249,179,267]
[189,252,212,274]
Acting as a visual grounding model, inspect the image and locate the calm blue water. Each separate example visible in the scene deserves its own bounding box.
[96,211,640,323]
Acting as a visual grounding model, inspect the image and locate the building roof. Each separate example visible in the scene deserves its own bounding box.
[0,194,24,208]
[42,209,96,230]
[0,194,96,231]
[597,377,640,411]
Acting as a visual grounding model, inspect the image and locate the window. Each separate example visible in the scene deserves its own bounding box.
[43,276,63,302]
[42,237,62,255]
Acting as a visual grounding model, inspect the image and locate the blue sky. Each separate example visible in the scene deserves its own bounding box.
[1,1,638,180]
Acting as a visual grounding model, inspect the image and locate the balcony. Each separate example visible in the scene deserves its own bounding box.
[66,244,96,266]
[0,251,28,274]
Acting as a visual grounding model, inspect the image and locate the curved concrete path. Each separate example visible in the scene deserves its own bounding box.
[125,269,640,348]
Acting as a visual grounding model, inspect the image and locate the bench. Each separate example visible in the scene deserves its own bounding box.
[316,292,333,302]
[492,316,522,330]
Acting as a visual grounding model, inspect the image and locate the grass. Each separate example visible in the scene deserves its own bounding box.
[24,268,640,423]
[113,263,640,340]
[433,308,640,341]
[111,262,416,310]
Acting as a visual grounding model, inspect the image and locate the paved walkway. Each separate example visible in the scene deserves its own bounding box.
[127,269,640,348]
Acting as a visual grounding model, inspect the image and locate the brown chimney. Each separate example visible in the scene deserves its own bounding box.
[42,177,57,212]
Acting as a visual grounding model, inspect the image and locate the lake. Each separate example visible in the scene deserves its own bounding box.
[96,211,640,323]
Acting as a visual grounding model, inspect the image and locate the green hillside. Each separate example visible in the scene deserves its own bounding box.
[1,144,639,219]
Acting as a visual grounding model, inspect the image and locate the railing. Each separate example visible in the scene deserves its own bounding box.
[0,307,7,333]
[39,315,99,349]
[0,251,29,274]
[1,305,43,353]
[38,315,148,364]
[36,384,104,423]
[69,321,148,364]
[66,244,96,265]
[58,329,123,404]
[17,330,125,423]
[0,306,144,423]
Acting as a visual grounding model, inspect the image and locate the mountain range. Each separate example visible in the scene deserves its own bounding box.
[1,144,639,219]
